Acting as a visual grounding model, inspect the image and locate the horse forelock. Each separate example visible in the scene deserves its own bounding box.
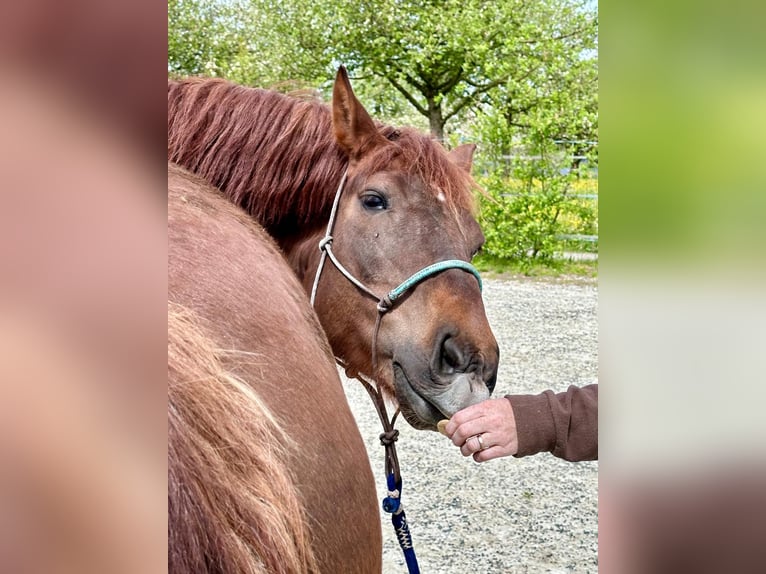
[168,78,477,233]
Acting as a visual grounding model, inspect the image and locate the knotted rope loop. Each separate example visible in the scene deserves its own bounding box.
[376,295,393,314]
[382,472,402,513]
[318,235,333,251]
[379,428,399,446]
[382,491,401,514]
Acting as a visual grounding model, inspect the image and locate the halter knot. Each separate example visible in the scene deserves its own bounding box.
[377,295,393,314]
[379,429,399,446]
[318,235,333,252]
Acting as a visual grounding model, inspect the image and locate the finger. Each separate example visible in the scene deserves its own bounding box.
[444,402,487,435]
[476,432,493,451]
[446,397,512,437]
[466,432,493,455]
[450,419,489,447]
[472,444,510,463]
[459,435,482,457]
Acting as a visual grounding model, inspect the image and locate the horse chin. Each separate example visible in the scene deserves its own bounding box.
[392,363,444,431]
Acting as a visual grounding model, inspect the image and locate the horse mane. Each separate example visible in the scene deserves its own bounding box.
[167,77,476,235]
[168,302,319,574]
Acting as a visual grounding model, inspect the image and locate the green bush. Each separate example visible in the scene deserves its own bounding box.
[477,168,597,267]
[469,72,598,272]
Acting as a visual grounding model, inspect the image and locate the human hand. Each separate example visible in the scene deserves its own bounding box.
[443,397,518,462]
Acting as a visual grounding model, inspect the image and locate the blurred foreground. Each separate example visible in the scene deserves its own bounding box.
[0,1,166,571]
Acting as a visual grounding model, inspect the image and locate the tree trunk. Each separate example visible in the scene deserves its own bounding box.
[427,99,445,141]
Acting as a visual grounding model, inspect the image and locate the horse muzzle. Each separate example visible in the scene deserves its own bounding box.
[392,342,498,430]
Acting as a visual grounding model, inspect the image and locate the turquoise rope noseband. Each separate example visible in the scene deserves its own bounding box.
[387,259,482,304]
[309,169,482,574]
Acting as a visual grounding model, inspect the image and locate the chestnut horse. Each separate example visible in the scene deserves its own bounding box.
[168,164,380,573]
[168,67,499,431]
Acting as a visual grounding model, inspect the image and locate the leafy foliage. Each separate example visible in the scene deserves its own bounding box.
[470,41,598,267]
[478,170,597,266]
[168,0,254,83]
[169,0,596,137]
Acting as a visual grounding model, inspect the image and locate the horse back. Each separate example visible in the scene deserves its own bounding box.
[168,164,381,573]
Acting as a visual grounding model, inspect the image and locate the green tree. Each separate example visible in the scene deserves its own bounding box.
[169,0,597,140]
[275,0,596,140]
[168,0,254,83]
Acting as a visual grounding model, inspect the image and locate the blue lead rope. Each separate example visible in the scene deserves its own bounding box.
[382,473,420,574]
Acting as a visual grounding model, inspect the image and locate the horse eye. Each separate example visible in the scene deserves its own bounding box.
[361,192,388,211]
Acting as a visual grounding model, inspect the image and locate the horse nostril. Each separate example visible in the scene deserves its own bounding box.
[440,336,465,374]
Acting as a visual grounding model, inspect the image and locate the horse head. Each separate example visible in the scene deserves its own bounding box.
[306,68,499,431]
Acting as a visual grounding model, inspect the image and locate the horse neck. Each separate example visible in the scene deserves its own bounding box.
[281,227,326,290]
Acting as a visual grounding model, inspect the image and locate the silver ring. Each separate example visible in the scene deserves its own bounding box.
[476,434,486,450]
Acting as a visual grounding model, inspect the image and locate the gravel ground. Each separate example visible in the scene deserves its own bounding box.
[342,277,598,573]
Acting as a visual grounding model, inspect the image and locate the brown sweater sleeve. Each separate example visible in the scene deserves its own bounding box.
[505,384,598,461]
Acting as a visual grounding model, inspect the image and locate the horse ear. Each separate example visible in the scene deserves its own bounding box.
[332,66,385,160]
[448,143,477,173]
